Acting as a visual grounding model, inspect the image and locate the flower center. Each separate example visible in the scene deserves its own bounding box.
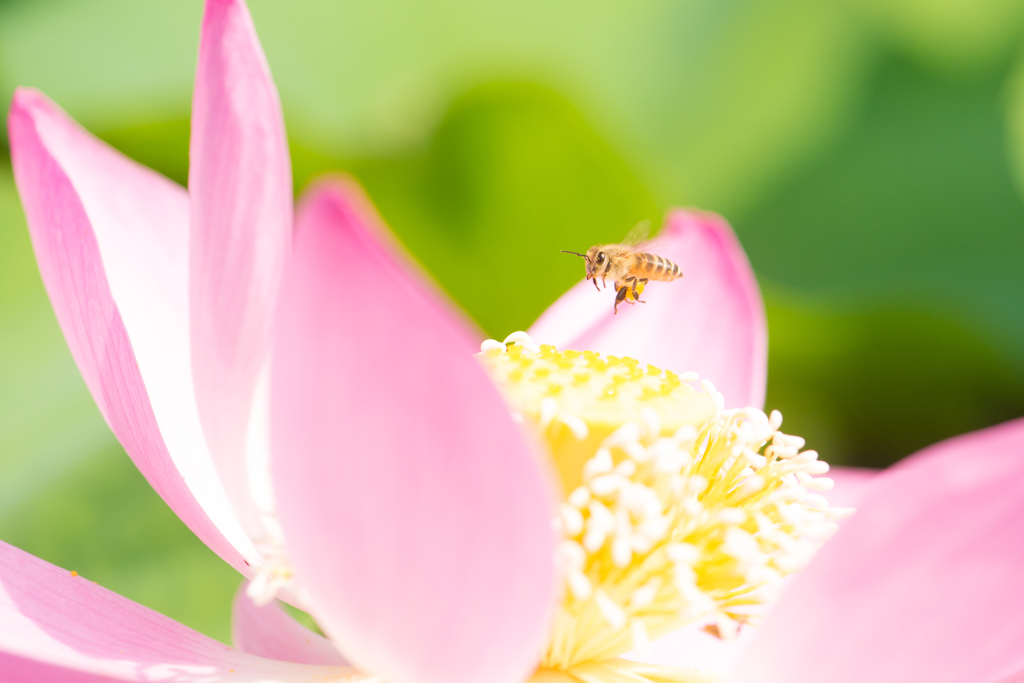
[479,332,851,677]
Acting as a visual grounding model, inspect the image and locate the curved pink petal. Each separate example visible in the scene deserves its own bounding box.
[270,178,557,683]
[729,418,1024,683]
[7,88,254,574]
[232,582,348,666]
[530,210,767,409]
[189,0,292,536]
[0,540,353,682]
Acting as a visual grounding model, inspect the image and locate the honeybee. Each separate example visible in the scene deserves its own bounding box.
[562,220,683,314]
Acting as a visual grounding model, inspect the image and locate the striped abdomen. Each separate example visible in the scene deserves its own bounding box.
[631,252,682,281]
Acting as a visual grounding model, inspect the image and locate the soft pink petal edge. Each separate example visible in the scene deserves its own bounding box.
[729,417,1024,683]
[270,177,557,683]
[821,465,877,509]
[529,209,767,410]
[0,539,351,682]
[189,0,293,538]
[232,582,348,666]
[7,88,253,574]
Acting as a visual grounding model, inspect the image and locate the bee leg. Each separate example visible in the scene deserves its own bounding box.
[614,285,629,314]
[632,278,648,303]
[592,278,601,292]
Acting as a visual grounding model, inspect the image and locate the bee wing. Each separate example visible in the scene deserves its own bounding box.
[621,219,651,248]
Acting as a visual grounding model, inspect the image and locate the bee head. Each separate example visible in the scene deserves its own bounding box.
[561,249,594,278]
[587,247,606,279]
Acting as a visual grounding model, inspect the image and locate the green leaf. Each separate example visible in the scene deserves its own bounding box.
[844,0,1024,75]
[1,0,869,214]
[1005,46,1024,204]
[765,288,1024,468]
[293,82,659,338]
[744,55,1024,463]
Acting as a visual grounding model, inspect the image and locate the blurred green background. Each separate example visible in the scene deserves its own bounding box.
[2,0,1023,644]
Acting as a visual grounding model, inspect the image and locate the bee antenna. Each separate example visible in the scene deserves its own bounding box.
[561,250,589,261]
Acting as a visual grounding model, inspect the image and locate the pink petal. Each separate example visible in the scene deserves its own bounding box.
[529,210,767,409]
[270,178,557,683]
[189,0,292,536]
[232,582,348,666]
[729,418,1024,683]
[7,89,255,574]
[0,539,350,682]
[822,466,878,509]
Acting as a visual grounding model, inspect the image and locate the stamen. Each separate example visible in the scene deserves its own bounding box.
[478,333,847,675]
[246,537,298,607]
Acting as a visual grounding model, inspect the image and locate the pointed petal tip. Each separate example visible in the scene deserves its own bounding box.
[9,85,40,112]
[271,181,556,683]
[8,88,59,135]
[663,207,732,236]
[297,174,369,218]
[189,0,292,543]
[297,174,487,342]
[531,206,767,410]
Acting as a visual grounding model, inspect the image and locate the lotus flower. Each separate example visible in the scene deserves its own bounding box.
[4,1,1024,682]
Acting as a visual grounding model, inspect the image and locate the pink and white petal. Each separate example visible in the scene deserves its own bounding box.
[270,178,557,683]
[822,466,878,509]
[530,209,767,409]
[232,582,348,666]
[729,418,1024,683]
[0,540,355,682]
[189,0,293,537]
[7,89,255,574]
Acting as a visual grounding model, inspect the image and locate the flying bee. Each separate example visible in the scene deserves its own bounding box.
[562,220,683,314]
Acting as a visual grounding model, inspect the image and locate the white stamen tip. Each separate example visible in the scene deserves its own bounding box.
[806,477,834,491]
[666,542,699,565]
[631,618,652,652]
[804,461,830,475]
[539,397,558,429]
[589,474,624,498]
[594,590,627,631]
[583,449,614,480]
[803,494,828,510]
[629,577,663,609]
[568,486,592,509]
[480,339,505,353]
[640,407,661,439]
[561,414,590,440]
[567,571,593,601]
[717,507,747,525]
[559,503,585,537]
[503,331,534,345]
[557,539,587,570]
[737,475,765,497]
[673,424,698,444]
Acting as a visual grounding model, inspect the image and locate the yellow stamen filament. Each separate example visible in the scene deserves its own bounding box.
[479,333,850,682]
